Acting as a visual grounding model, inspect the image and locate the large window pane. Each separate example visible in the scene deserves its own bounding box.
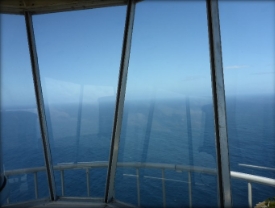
[33,6,126,197]
[114,1,219,207]
[0,14,48,203]
[219,1,275,207]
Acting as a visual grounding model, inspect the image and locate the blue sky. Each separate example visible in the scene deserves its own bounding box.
[1,0,274,107]
[219,0,275,96]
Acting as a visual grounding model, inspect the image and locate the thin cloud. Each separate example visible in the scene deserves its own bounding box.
[225,65,250,69]
[251,71,275,75]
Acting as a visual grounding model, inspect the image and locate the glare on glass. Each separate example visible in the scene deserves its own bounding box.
[114,1,219,207]
[219,1,275,207]
[0,14,48,203]
[33,6,126,197]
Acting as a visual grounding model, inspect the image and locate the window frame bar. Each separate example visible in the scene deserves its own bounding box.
[104,0,136,203]
[24,11,56,201]
[206,0,232,207]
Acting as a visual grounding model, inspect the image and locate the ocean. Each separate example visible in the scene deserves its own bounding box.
[1,94,275,207]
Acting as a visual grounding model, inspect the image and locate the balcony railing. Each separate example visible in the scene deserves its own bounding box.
[3,162,275,208]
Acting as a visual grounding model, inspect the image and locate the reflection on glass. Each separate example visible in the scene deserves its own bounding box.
[114,1,218,207]
[33,6,126,197]
[219,1,275,207]
[0,14,48,203]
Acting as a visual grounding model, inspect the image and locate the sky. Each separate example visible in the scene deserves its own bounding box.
[1,0,274,107]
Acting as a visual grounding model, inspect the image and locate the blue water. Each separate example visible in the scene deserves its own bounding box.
[1,94,275,207]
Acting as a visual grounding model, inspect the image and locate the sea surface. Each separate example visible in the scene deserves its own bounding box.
[1,94,275,207]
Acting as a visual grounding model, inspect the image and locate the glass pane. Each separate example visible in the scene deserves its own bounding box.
[115,1,219,207]
[33,6,126,197]
[219,1,275,207]
[0,14,48,203]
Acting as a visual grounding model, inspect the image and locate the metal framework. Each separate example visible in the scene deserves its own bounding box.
[104,0,136,203]
[24,11,56,201]
[4,162,275,207]
[1,0,236,207]
[0,0,128,15]
[206,0,232,207]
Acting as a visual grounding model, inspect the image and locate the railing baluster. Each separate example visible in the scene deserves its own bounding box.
[188,171,192,208]
[162,169,166,208]
[248,182,252,208]
[34,172,38,199]
[217,175,220,207]
[5,176,10,204]
[86,168,90,197]
[4,163,275,207]
[61,170,64,196]
[136,168,141,207]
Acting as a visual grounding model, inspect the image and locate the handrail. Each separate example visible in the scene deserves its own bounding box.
[4,162,217,176]
[5,166,46,176]
[231,171,275,187]
[239,163,275,172]
[3,162,275,207]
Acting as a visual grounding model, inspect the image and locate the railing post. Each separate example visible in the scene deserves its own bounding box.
[162,169,166,208]
[136,168,140,207]
[104,0,136,203]
[206,1,232,207]
[86,168,90,197]
[4,176,10,207]
[61,170,64,196]
[34,172,38,199]
[24,11,56,201]
[248,182,252,208]
[75,85,84,163]
[217,175,220,206]
[188,171,192,208]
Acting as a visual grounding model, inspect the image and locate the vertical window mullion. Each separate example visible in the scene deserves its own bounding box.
[24,11,56,201]
[104,0,136,203]
[206,0,232,207]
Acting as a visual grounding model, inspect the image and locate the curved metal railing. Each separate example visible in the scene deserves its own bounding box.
[3,162,275,208]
